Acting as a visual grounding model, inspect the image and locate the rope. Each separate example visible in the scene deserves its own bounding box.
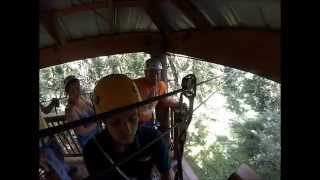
[39,75,217,137]
[39,88,184,137]
[40,75,217,104]
[192,71,237,112]
[196,75,222,86]
[92,137,130,180]
[175,81,196,180]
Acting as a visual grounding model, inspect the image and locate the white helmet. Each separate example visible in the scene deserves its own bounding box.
[145,58,163,70]
[63,75,79,91]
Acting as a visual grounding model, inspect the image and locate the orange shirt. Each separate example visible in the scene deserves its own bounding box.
[134,78,167,123]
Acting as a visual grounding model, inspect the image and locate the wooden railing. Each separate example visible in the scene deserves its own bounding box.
[44,115,82,157]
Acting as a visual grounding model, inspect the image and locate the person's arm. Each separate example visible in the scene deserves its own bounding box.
[156,81,179,109]
[65,106,97,134]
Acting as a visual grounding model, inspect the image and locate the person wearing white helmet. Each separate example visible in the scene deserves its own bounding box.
[83,74,173,180]
[134,57,179,128]
[64,75,101,148]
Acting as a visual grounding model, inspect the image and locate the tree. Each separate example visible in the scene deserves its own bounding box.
[222,67,281,180]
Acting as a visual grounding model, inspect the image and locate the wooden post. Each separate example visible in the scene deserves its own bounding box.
[153,53,170,147]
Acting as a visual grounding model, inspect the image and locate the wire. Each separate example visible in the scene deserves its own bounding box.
[39,75,219,137]
[165,52,213,64]
[92,137,130,180]
[196,75,222,86]
[39,88,184,137]
[192,71,236,112]
[193,90,217,112]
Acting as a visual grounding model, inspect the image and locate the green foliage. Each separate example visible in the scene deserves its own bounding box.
[122,53,146,78]
[220,67,280,180]
[182,65,280,180]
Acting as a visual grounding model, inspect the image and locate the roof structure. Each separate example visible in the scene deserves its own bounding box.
[40,0,280,82]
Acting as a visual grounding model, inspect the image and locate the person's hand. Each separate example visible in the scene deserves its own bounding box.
[51,98,59,107]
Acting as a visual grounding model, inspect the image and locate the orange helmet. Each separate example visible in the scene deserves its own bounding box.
[93,74,142,114]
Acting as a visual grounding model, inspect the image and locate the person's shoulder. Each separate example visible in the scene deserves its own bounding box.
[139,126,161,140]
[83,132,108,155]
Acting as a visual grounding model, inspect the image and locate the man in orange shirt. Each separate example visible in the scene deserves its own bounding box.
[134,57,179,128]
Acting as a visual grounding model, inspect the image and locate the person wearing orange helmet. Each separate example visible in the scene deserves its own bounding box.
[83,74,173,180]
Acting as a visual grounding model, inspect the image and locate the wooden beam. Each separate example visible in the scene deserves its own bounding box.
[144,0,172,33]
[167,29,280,82]
[40,0,145,17]
[40,29,280,82]
[41,13,66,47]
[40,32,163,68]
[106,0,116,32]
[170,0,211,29]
